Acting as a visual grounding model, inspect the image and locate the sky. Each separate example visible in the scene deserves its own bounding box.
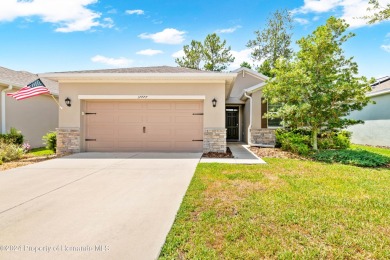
[0,0,389,78]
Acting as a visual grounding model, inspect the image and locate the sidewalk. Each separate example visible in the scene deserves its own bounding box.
[200,142,266,164]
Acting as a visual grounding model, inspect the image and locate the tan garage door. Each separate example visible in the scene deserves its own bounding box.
[84,100,203,152]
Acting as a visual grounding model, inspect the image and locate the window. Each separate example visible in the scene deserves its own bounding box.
[267,103,282,128]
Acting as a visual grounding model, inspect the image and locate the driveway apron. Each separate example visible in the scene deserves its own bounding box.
[0,152,201,260]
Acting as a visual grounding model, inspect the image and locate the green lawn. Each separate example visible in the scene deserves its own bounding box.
[28,147,55,156]
[351,144,390,158]
[160,159,390,259]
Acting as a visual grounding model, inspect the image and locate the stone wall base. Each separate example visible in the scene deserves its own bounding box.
[203,128,226,153]
[250,129,276,147]
[56,127,80,155]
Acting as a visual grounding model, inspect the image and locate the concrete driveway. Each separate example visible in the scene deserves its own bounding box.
[0,152,201,260]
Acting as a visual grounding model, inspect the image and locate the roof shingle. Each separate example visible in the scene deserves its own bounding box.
[370,76,390,95]
[56,66,213,74]
[0,66,58,95]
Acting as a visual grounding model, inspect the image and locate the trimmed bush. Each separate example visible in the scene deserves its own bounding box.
[42,131,57,152]
[276,129,351,155]
[0,127,24,145]
[312,149,390,167]
[275,129,311,156]
[318,130,351,150]
[0,141,23,162]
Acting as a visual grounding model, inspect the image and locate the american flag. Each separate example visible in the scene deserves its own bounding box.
[7,79,50,100]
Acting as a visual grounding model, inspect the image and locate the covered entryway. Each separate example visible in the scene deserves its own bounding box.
[84,100,203,152]
[226,107,239,141]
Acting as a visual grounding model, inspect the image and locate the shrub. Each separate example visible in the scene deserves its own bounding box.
[0,127,24,145]
[0,141,23,162]
[318,130,351,150]
[275,129,311,156]
[312,149,390,167]
[43,131,57,152]
[276,129,351,155]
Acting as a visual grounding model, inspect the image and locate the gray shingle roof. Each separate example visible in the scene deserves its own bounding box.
[370,76,390,95]
[0,66,58,95]
[57,66,213,74]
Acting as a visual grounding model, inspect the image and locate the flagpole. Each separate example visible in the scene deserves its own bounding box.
[50,95,63,110]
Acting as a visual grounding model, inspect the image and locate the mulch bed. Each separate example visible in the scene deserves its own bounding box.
[250,147,305,159]
[0,155,57,171]
[202,147,234,158]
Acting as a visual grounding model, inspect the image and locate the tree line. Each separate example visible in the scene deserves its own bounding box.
[175,4,388,150]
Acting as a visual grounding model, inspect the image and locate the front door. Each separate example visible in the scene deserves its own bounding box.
[226,107,239,140]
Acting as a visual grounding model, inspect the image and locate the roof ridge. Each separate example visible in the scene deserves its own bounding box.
[50,65,215,74]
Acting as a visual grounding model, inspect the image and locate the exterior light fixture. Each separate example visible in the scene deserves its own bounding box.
[65,97,71,107]
[212,98,217,107]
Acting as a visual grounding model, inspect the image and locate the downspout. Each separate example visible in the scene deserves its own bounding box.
[244,91,253,146]
[1,85,13,134]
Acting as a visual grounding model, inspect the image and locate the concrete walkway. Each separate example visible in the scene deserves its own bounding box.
[0,152,201,260]
[200,142,266,164]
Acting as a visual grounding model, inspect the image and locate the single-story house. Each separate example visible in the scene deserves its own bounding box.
[42,66,276,155]
[0,66,59,148]
[347,76,390,147]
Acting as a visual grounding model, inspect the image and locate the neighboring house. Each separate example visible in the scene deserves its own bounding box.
[348,76,390,147]
[42,66,276,155]
[0,66,59,148]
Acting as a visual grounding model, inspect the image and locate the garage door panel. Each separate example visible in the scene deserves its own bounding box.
[87,102,115,110]
[145,128,172,137]
[174,142,203,152]
[174,129,202,139]
[117,126,143,135]
[118,102,143,110]
[175,116,201,123]
[87,128,115,136]
[146,102,172,110]
[87,113,116,124]
[117,141,144,149]
[145,115,173,123]
[175,102,202,110]
[144,141,173,150]
[118,114,143,123]
[86,141,115,150]
[85,100,203,152]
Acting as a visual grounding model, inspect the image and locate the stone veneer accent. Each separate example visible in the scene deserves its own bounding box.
[203,128,227,153]
[250,129,276,147]
[56,127,80,155]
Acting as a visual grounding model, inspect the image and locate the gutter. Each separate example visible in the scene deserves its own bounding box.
[367,89,390,98]
[1,85,13,134]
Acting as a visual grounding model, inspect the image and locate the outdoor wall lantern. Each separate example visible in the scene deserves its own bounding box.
[212,98,217,107]
[65,97,71,107]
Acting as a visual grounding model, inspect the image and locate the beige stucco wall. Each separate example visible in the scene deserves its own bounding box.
[59,82,226,130]
[251,91,263,129]
[230,71,265,99]
[4,92,59,148]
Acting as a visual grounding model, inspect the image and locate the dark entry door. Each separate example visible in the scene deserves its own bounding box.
[226,108,239,140]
